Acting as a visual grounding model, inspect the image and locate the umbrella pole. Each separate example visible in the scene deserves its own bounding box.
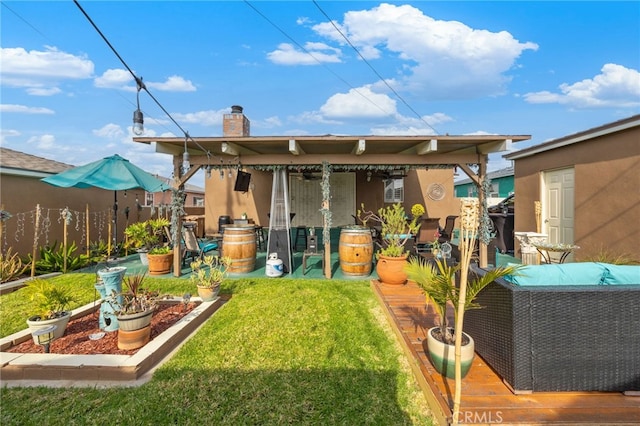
[113,191,118,259]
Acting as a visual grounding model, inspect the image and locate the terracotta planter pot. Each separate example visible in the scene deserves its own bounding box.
[117,309,154,331]
[375,254,408,285]
[118,325,151,350]
[197,285,220,302]
[148,252,173,275]
[425,327,475,379]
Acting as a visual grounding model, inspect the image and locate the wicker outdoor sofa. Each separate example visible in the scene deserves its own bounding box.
[465,262,640,393]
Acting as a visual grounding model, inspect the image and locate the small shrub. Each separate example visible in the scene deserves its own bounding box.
[25,241,90,274]
[1,248,29,283]
[25,278,76,320]
[582,245,639,265]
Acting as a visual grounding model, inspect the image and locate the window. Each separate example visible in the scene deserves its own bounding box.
[145,192,154,206]
[384,178,404,203]
[193,196,204,207]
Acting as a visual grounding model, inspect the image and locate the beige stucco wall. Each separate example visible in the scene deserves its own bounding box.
[204,168,459,236]
[513,125,640,262]
[1,174,153,258]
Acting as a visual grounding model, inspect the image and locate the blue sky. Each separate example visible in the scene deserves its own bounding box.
[2,1,639,187]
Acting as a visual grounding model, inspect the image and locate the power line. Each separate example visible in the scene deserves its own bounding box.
[311,0,438,134]
[243,0,395,119]
[72,0,215,162]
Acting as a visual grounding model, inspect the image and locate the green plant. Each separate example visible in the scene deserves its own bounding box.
[25,241,90,274]
[149,246,171,255]
[107,273,159,315]
[1,248,28,283]
[405,257,519,345]
[24,278,76,320]
[124,218,170,252]
[582,245,639,265]
[358,203,422,257]
[190,255,231,289]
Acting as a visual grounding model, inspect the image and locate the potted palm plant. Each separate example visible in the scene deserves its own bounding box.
[359,203,422,285]
[25,278,76,344]
[190,255,231,301]
[405,255,519,378]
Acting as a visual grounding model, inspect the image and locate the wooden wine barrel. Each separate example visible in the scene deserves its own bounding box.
[222,225,257,274]
[339,226,374,277]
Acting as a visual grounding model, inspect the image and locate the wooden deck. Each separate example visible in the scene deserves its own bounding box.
[371,280,640,426]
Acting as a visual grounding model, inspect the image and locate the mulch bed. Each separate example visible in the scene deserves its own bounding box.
[7,302,199,356]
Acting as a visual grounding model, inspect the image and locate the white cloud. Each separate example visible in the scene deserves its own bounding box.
[0,46,94,91]
[27,134,57,150]
[94,69,134,89]
[93,123,125,140]
[267,42,341,65]
[95,70,195,92]
[320,86,397,118]
[0,104,54,114]
[0,46,94,79]
[369,112,451,135]
[146,75,196,92]
[173,109,226,126]
[0,129,21,144]
[312,3,538,98]
[26,87,62,96]
[524,63,640,108]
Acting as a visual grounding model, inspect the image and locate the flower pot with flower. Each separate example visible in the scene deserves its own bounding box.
[191,255,231,301]
[358,203,422,285]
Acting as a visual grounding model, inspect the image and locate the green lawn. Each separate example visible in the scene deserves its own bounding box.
[1,275,434,425]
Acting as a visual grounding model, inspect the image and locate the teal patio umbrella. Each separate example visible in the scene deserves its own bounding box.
[41,154,170,252]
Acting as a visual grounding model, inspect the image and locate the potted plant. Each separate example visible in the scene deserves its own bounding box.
[405,255,519,378]
[106,273,159,331]
[124,218,170,266]
[358,203,422,285]
[190,255,231,301]
[25,278,76,344]
[105,272,160,350]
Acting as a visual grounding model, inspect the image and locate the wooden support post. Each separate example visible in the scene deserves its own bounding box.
[31,204,40,277]
[86,204,90,257]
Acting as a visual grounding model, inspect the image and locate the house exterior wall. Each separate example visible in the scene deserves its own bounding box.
[512,124,639,262]
[0,174,153,258]
[455,175,514,198]
[203,167,458,236]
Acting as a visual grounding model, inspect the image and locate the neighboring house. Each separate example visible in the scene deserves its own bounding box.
[454,166,514,205]
[505,114,640,262]
[152,177,205,208]
[0,148,159,258]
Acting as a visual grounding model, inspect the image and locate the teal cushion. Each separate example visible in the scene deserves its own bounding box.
[600,264,640,285]
[506,262,607,286]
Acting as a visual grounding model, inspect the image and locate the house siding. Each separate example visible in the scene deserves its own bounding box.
[511,121,639,262]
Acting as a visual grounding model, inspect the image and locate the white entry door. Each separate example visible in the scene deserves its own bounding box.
[289,172,355,228]
[543,167,575,260]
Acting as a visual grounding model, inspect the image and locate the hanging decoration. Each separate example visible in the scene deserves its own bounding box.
[478,177,495,245]
[320,161,332,245]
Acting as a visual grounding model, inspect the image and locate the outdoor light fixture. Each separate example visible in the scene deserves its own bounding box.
[220,169,224,180]
[367,171,372,182]
[32,325,57,353]
[132,77,145,136]
[182,134,190,174]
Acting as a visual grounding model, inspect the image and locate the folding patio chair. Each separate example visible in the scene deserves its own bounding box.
[414,218,442,255]
[182,225,218,265]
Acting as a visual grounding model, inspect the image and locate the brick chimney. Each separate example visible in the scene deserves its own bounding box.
[223,105,250,137]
